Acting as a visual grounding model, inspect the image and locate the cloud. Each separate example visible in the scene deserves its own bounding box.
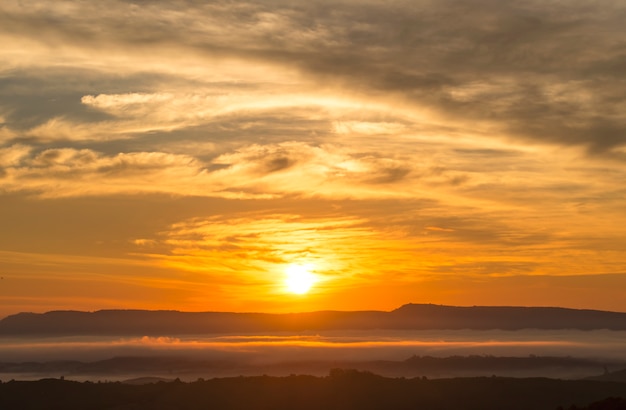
[210,141,467,199]
[0,144,31,167]
[131,207,552,289]
[0,147,207,197]
[0,141,466,200]
[2,0,626,153]
[139,213,383,282]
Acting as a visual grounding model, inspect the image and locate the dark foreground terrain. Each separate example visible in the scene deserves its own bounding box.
[2,370,626,410]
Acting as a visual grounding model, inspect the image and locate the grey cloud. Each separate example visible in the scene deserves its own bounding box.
[224,0,626,153]
[452,149,522,158]
[263,156,295,173]
[6,1,625,152]
[0,68,181,138]
[74,108,330,158]
[366,166,411,184]
[384,210,557,249]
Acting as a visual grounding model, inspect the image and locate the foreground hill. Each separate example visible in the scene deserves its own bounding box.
[2,304,626,336]
[1,372,626,410]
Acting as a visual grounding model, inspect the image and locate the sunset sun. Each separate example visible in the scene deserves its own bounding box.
[284,264,317,295]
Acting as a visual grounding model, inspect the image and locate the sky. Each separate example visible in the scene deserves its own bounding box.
[1,0,626,317]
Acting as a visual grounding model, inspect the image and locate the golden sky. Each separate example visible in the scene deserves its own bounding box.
[1,0,626,317]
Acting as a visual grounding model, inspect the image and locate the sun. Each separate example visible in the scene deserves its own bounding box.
[284,264,317,295]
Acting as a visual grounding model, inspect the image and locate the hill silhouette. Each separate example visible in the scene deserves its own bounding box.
[2,355,621,380]
[1,304,626,336]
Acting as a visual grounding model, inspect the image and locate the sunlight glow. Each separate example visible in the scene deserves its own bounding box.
[284,264,317,295]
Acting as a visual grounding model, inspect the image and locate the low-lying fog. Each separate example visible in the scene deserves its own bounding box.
[3,330,626,381]
[3,329,626,362]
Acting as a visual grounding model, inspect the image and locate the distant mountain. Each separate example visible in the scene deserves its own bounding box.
[1,304,626,336]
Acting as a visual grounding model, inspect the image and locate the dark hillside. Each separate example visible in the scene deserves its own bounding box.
[2,304,626,336]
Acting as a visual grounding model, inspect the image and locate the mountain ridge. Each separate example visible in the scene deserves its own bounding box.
[2,304,626,336]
